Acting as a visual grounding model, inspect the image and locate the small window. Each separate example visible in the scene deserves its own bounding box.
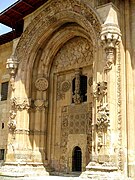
[72,75,87,103]
[72,78,76,103]
[1,82,8,101]
[2,123,4,129]
[80,75,87,102]
[0,149,5,160]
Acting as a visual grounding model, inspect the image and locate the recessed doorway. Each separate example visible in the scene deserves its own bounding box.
[72,146,82,172]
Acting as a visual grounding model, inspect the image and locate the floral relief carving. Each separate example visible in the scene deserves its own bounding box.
[8,97,31,132]
[61,81,71,93]
[8,110,17,132]
[96,103,110,154]
[53,37,93,71]
[93,81,107,102]
[10,97,31,111]
[96,103,110,133]
[57,75,66,101]
[8,119,17,132]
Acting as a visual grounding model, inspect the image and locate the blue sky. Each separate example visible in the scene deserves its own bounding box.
[0,0,18,35]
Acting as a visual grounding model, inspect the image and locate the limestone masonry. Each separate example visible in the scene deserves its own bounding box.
[0,0,135,179]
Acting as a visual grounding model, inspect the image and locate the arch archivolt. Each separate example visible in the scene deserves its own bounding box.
[15,0,101,79]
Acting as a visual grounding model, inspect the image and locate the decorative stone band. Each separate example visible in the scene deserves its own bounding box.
[15,129,46,135]
[15,129,29,135]
[29,130,47,135]
[10,97,31,111]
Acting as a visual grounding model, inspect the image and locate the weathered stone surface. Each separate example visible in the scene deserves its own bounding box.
[0,0,135,179]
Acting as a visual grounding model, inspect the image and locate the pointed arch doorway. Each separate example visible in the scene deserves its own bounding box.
[72,146,82,172]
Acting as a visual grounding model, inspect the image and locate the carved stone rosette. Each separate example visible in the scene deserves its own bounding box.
[35,77,48,91]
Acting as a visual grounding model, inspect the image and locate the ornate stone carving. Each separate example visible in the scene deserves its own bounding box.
[104,47,115,70]
[100,6,121,71]
[61,81,71,92]
[9,110,17,119]
[93,81,107,101]
[73,69,81,104]
[6,55,19,90]
[57,75,66,100]
[60,103,92,171]
[8,110,17,132]
[8,109,17,132]
[15,0,100,72]
[10,97,30,111]
[35,77,48,91]
[54,37,93,71]
[88,77,93,87]
[96,103,110,132]
[116,45,123,170]
[8,120,16,132]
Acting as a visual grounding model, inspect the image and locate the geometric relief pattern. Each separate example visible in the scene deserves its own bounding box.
[60,103,92,172]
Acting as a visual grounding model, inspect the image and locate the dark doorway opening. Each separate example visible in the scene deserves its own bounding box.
[72,146,82,172]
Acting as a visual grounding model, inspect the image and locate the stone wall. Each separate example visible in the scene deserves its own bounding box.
[0,42,12,160]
